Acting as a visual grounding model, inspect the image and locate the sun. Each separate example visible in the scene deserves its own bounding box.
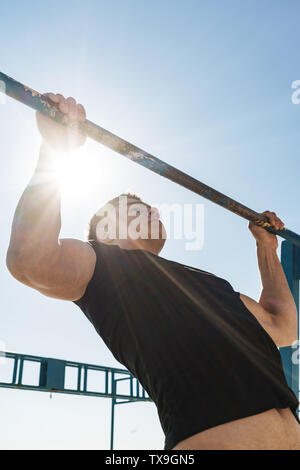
[53,143,121,205]
[55,147,92,196]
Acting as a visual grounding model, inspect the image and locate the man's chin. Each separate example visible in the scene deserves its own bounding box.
[131,236,166,254]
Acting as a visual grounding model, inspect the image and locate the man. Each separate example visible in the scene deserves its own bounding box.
[6,93,300,450]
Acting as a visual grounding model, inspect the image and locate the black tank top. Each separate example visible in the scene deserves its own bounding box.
[73,240,299,450]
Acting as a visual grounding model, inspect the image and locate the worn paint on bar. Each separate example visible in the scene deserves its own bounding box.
[1,71,300,248]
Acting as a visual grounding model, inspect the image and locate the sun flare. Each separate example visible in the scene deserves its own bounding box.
[55,147,94,196]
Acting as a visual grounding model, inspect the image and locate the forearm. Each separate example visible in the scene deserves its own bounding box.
[7,143,61,264]
[257,242,297,317]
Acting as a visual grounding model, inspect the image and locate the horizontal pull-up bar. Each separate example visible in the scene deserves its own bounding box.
[1,71,300,247]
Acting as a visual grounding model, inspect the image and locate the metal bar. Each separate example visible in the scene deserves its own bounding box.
[110,373,116,450]
[12,356,18,385]
[0,382,151,400]
[1,71,300,247]
[0,352,151,401]
[39,360,47,387]
[105,370,109,394]
[3,351,131,374]
[17,358,24,385]
[115,400,132,405]
[77,365,82,392]
[130,376,133,396]
[280,241,300,397]
[110,398,115,450]
[83,366,87,392]
[115,398,147,405]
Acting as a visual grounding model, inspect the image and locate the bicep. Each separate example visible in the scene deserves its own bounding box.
[26,238,97,301]
[239,293,279,345]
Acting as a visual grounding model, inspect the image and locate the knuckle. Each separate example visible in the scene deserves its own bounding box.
[44,92,57,102]
[67,96,76,104]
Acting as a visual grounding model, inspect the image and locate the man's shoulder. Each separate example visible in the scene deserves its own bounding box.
[59,238,97,260]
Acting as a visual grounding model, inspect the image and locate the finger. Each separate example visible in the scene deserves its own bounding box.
[77,104,86,122]
[43,92,59,103]
[54,94,68,114]
[66,97,77,121]
[262,211,277,228]
[262,210,276,216]
[269,214,283,231]
[267,212,276,224]
[268,212,284,230]
[273,218,281,230]
[275,217,285,230]
[43,93,69,115]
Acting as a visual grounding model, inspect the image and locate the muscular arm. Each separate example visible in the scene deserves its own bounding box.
[257,242,297,343]
[7,143,62,267]
[240,211,297,347]
[6,95,96,301]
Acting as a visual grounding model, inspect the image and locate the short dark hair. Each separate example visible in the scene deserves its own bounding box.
[85,192,142,241]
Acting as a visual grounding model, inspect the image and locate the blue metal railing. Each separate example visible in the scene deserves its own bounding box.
[280,241,300,402]
[0,351,151,402]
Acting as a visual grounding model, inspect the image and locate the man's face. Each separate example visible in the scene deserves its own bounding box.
[98,197,167,254]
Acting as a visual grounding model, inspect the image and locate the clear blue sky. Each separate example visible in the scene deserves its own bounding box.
[0,0,299,449]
